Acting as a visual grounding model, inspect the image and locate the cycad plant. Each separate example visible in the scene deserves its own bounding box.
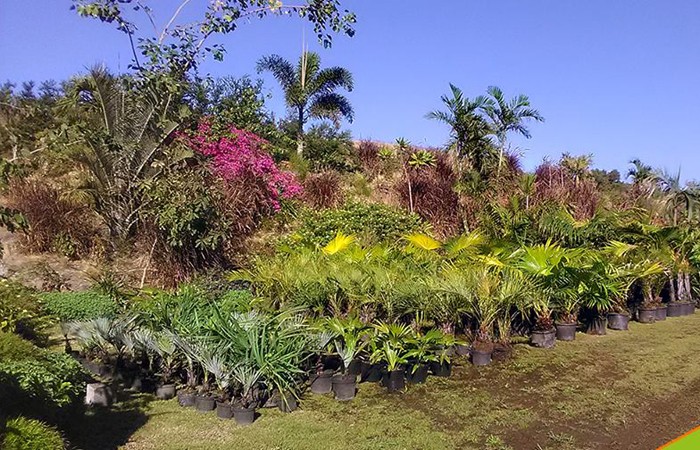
[63,66,186,239]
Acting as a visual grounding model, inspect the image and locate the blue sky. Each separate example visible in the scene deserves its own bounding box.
[2,1,700,178]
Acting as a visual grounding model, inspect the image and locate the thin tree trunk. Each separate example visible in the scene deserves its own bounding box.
[296,107,305,155]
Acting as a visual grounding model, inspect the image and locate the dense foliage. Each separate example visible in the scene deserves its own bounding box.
[1,416,65,450]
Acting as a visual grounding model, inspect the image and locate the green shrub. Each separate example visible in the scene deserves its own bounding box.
[40,291,118,322]
[0,332,36,361]
[0,332,88,411]
[1,416,65,450]
[293,202,426,246]
[0,279,48,340]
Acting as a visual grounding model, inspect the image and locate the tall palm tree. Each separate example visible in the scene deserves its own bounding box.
[257,51,354,154]
[426,84,493,173]
[483,86,543,174]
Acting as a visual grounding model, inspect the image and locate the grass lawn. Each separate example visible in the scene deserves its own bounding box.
[68,314,700,450]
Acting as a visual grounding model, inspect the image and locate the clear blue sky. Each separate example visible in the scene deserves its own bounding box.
[2,1,700,178]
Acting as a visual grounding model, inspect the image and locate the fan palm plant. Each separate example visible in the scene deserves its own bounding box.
[257,51,354,154]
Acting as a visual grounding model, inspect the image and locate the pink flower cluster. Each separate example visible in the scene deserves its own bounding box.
[181,120,303,210]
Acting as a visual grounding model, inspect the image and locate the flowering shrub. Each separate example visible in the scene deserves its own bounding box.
[182,120,302,210]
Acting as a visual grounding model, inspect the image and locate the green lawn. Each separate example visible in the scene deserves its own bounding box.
[70,314,700,450]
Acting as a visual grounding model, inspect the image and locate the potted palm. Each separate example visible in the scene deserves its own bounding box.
[322,318,368,401]
[601,242,664,329]
[232,363,262,425]
[517,242,572,348]
[405,329,442,384]
[430,333,456,377]
[204,356,233,420]
[370,322,413,392]
[151,332,179,400]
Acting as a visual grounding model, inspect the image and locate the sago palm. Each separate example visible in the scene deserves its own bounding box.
[257,51,354,154]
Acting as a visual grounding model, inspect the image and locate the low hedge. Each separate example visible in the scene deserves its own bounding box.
[40,290,119,323]
[0,332,88,416]
[1,416,65,450]
[0,279,48,341]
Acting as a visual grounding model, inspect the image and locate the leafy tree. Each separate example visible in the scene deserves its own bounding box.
[257,51,354,154]
[73,0,356,76]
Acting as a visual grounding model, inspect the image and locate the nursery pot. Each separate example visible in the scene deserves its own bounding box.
[637,307,656,323]
[530,328,556,348]
[332,373,357,401]
[361,361,385,383]
[685,302,696,315]
[310,370,333,394]
[429,361,452,378]
[278,395,298,413]
[233,406,256,425]
[471,349,493,366]
[347,359,363,377]
[455,343,471,357]
[177,390,196,407]
[407,363,430,385]
[607,313,630,331]
[384,368,406,393]
[655,305,668,321]
[155,384,176,400]
[667,302,685,318]
[555,322,577,341]
[587,316,607,335]
[216,401,233,419]
[195,395,216,412]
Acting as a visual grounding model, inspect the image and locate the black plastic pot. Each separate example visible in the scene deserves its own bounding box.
[587,317,607,335]
[347,359,363,377]
[555,322,577,341]
[667,302,685,317]
[177,390,196,407]
[637,308,656,323]
[233,406,256,425]
[360,361,385,383]
[195,395,216,412]
[455,343,471,357]
[429,361,452,377]
[332,373,357,401]
[155,384,176,400]
[471,349,492,366]
[278,394,298,413]
[530,328,556,348]
[407,363,429,384]
[686,303,696,315]
[385,369,406,393]
[607,313,630,331]
[309,370,333,394]
[216,401,233,419]
[655,305,668,321]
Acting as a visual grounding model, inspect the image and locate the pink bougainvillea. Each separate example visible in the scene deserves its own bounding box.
[181,120,302,210]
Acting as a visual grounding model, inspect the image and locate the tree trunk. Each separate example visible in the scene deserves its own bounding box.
[296,107,305,155]
[669,273,677,302]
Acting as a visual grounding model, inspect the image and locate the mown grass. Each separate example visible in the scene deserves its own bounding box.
[81,314,700,450]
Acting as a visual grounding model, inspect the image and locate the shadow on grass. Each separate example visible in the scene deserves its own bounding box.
[62,391,154,450]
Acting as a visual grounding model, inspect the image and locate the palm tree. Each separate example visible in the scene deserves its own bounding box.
[560,153,593,187]
[654,168,700,225]
[483,86,544,174]
[257,51,354,154]
[427,84,493,173]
